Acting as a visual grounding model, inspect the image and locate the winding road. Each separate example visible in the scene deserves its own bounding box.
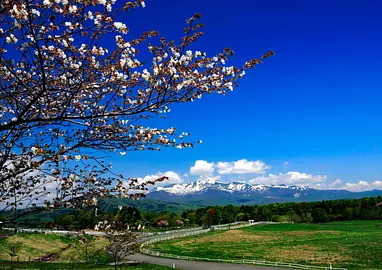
[132,223,289,270]
[127,253,288,270]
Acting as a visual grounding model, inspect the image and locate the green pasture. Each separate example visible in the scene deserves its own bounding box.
[150,220,382,270]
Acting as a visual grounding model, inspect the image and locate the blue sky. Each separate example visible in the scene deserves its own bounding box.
[110,0,382,191]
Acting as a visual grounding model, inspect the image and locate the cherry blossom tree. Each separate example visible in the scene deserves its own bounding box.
[95,220,138,270]
[0,0,273,220]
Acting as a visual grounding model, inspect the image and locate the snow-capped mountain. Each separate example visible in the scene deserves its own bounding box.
[151,178,308,195]
[146,179,382,206]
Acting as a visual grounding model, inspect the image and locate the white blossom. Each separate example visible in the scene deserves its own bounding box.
[68,5,77,13]
[31,9,40,17]
[31,147,38,155]
[43,0,52,7]
[87,11,94,20]
[114,22,128,33]
[142,69,150,81]
[6,34,18,44]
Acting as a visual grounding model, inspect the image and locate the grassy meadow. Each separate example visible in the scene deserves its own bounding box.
[150,220,382,270]
[0,233,108,263]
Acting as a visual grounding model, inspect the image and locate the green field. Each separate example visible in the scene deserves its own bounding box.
[150,220,382,270]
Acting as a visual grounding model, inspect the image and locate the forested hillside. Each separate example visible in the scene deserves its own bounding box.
[5,196,381,230]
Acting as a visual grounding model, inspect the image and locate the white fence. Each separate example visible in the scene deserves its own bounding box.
[140,221,251,236]
[2,227,107,236]
[140,226,204,237]
[212,221,277,230]
[211,221,246,228]
[140,222,348,270]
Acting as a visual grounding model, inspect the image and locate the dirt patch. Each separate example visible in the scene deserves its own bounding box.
[176,230,278,246]
[267,245,349,264]
[33,244,72,262]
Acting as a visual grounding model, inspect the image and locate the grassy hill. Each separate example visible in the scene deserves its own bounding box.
[0,233,107,262]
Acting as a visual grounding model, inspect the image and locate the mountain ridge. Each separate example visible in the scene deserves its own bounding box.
[146,179,382,206]
[151,178,313,195]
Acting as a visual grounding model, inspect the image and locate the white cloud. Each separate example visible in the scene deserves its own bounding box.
[247,172,382,192]
[249,171,327,186]
[35,180,60,204]
[328,179,342,188]
[138,171,184,187]
[195,175,222,185]
[374,180,382,187]
[189,160,215,175]
[216,159,270,175]
[162,171,183,184]
[189,159,270,176]
[340,180,382,192]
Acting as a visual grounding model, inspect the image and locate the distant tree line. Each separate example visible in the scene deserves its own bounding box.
[182,196,382,226]
[4,196,381,230]
[32,207,186,231]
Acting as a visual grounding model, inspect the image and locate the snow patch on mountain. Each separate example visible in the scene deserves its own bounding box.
[151,179,311,195]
